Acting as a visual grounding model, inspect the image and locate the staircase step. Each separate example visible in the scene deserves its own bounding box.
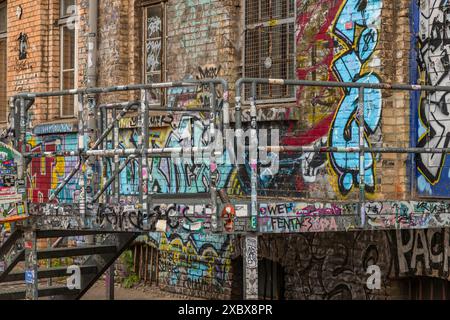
[37,245,117,259]
[3,265,98,282]
[0,285,80,300]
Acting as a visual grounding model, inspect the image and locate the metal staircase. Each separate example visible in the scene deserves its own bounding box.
[0,228,138,300]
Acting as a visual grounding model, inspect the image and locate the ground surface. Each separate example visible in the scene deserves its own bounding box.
[82,281,204,300]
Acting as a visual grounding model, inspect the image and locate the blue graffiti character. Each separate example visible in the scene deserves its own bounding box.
[329,0,382,195]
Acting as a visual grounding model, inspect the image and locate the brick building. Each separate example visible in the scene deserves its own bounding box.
[1,0,450,300]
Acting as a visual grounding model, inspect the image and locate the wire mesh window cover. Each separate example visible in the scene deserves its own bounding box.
[0,1,6,123]
[244,0,295,101]
[144,3,165,103]
[60,25,75,117]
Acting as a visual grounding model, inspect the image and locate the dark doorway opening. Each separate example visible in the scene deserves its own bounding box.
[230,257,285,300]
[399,277,450,300]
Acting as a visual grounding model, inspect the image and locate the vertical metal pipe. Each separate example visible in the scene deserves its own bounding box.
[98,104,104,205]
[85,0,98,234]
[223,88,230,130]
[24,228,38,300]
[209,83,218,231]
[78,93,86,227]
[249,82,258,231]
[358,87,366,228]
[141,90,150,227]
[100,106,108,204]
[86,0,98,88]
[244,82,258,300]
[235,88,243,169]
[113,108,120,203]
[106,264,115,300]
[17,97,27,216]
[19,97,26,160]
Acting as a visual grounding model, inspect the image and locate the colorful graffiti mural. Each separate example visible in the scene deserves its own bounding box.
[156,232,233,299]
[328,0,383,196]
[286,0,383,198]
[26,132,80,203]
[110,113,234,195]
[412,0,450,197]
[0,142,28,224]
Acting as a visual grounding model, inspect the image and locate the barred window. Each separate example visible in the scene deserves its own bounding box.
[244,0,296,101]
[0,1,6,123]
[143,1,166,103]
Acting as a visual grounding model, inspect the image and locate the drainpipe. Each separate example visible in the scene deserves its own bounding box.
[84,0,98,246]
[86,0,98,89]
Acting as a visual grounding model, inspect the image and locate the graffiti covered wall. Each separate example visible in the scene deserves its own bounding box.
[15,0,450,301]
[27,130,80,203]
[412,0,450,197]
[233,228,450,300]
[0,142,27,243]
[149,232,234,300]
[258,200,450,233]
[283,0,384,199]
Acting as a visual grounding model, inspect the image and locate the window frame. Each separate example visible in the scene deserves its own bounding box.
[242,0,296,104]
[60,0,75,19]
[0,0,7,123]
[142,0,167,104]
[58,4,78,118]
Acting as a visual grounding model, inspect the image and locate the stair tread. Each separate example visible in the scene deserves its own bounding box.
[37,245,117,259]
[8,264,98,276]
[38,244,116,252]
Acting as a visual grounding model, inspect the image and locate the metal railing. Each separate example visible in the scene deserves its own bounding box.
[8,79,229,232]
[3,77,450,234]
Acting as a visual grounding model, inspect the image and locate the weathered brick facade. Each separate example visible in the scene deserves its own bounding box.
[2,0,450,300]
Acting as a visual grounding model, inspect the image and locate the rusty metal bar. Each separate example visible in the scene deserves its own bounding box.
[235,77,450,95]
[15,79,227,98]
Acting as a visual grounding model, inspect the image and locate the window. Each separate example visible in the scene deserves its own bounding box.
[59,0,76,117]
[60,0,75,18]
[244,0,295,101]
[0,1,7,123]
[143,1,166,102]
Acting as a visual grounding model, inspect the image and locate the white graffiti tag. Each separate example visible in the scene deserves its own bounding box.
[417,0,450,184]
